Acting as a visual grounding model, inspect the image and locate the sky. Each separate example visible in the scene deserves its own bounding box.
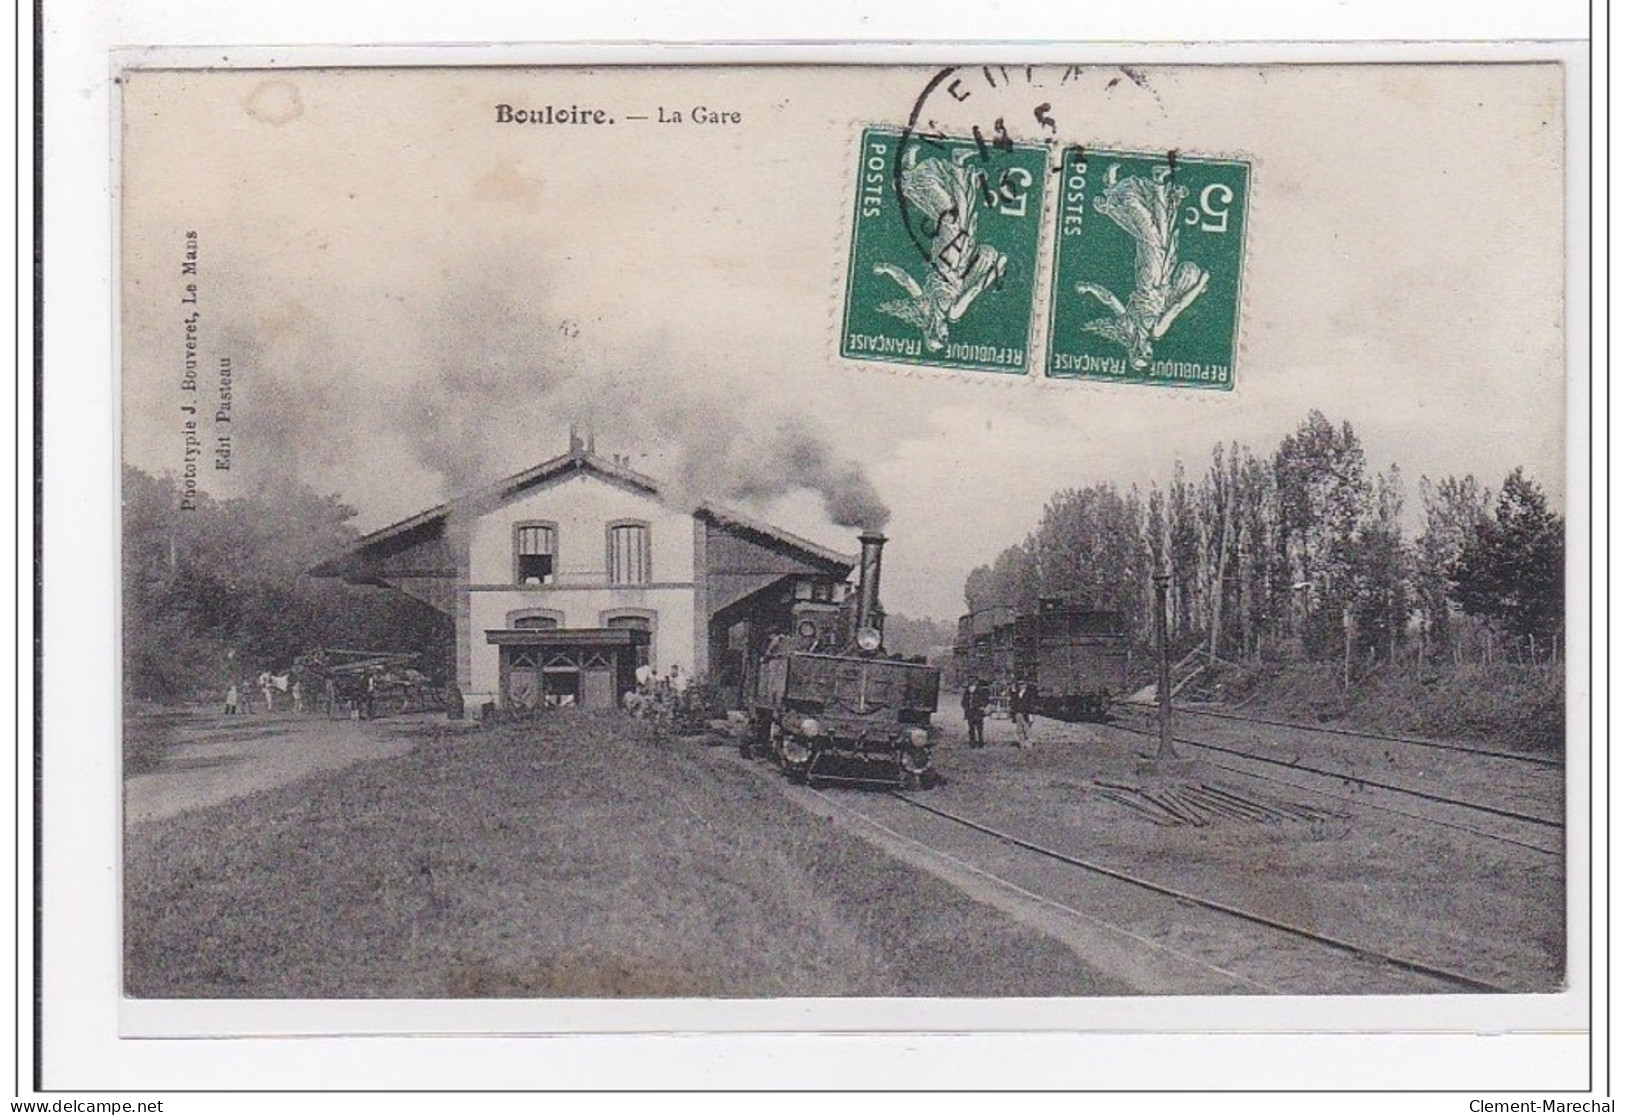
[120,63,1569,621]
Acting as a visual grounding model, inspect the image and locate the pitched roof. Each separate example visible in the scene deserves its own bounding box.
[694,502,853,571]
[309,446,854,576]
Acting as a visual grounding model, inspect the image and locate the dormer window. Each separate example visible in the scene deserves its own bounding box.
[606,521,651,585]
[515,522,557,584]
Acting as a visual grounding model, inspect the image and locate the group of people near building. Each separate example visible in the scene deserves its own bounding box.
[622,663,698,727]
[960,678,1036,748]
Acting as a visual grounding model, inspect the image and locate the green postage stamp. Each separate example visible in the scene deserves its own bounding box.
[1048,147,1250,389]
[842,130,1251,387]
[841,127,1048,374]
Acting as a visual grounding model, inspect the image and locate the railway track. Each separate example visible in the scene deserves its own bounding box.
[1166,703,1563,768]
[1107,725,1562,858]
[1108,707,1563,832]
[807,783,1515,995]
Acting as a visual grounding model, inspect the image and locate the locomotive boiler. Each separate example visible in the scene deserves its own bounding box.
[747,531,941,789]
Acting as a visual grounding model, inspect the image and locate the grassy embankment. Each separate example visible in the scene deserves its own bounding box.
[1194,661,1565,754]
[126,713,1122,998]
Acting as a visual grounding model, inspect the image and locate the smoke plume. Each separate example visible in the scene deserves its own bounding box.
[727,419,892,531]
[195,234,891,533]
[388,243,889,530]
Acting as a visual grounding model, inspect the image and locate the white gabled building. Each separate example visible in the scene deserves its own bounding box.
[311,435,856,713]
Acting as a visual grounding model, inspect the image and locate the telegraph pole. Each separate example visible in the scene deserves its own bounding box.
[1342,603,1354,692]
[1153,570,1176,760]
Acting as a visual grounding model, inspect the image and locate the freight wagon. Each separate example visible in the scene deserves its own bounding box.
[953,601,1130,722]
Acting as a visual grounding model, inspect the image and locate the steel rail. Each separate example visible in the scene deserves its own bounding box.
[884,790,1513,995]
[1106,717,1562,829]
[1158,703,1563,768]
[1148,746,1562,858]
[805,787,1281,994]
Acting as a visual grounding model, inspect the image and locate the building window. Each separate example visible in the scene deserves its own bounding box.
[515,522,557,584]
[606,521,651,585]
[794,579,837,603]
[507,607,565,629]
[603,611,654,669]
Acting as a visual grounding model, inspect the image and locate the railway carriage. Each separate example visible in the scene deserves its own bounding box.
[954,601,1130,722]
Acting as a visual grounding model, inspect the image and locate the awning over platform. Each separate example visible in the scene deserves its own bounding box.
[484,627,650,647]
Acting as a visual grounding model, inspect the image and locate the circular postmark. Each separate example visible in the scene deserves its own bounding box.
[893,66,1091,274]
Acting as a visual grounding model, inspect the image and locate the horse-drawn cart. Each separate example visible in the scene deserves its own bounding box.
[294,648,444,720]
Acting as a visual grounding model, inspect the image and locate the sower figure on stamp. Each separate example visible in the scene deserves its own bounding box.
[961,679,989,747]
[1010,679,1034,749]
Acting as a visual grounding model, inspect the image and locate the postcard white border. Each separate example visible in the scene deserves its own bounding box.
[32,0,1600,1097]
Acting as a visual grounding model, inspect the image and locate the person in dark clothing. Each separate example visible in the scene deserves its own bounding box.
[961,680,989,747]
[1010,679,1035,748]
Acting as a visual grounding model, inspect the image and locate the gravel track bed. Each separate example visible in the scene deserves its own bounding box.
[916,713,1564,993]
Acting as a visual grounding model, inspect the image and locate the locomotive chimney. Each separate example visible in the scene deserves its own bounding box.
[854,530,887,638]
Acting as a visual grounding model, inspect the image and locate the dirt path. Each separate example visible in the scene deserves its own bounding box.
[124,711,465,825]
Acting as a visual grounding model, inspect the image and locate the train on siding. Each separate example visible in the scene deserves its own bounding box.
[745,531,941,789]
[953,601,1132,722]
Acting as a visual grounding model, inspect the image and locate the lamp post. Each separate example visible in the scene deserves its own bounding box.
[1153,569,1175,761]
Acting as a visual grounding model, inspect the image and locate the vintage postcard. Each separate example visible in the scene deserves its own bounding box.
[116,60,1578,1042]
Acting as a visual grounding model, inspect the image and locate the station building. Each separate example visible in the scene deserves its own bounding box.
[309,435,855,712]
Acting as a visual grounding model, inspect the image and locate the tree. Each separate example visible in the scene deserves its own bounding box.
[1165,461,1203,642]
[1351,464,1411,661]
[1230,444,1279,659]
[963,564,994,615]
[1196,441,1278,662]
[962,482,1149,641]
[883,614,959,660]
[1273,411,1372,657]
[962,540,1037,617]
[1451,469,1564,645]
[122,465,453,703]
[1030,483,1147,618]
[1415,474,1491,655]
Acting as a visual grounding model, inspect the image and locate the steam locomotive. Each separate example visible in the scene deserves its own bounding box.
[747,531,941,789]
[953,601,1131,722]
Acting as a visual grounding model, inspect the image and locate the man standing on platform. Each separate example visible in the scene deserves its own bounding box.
[961,679,989,747]
[1010,679,1034,749]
